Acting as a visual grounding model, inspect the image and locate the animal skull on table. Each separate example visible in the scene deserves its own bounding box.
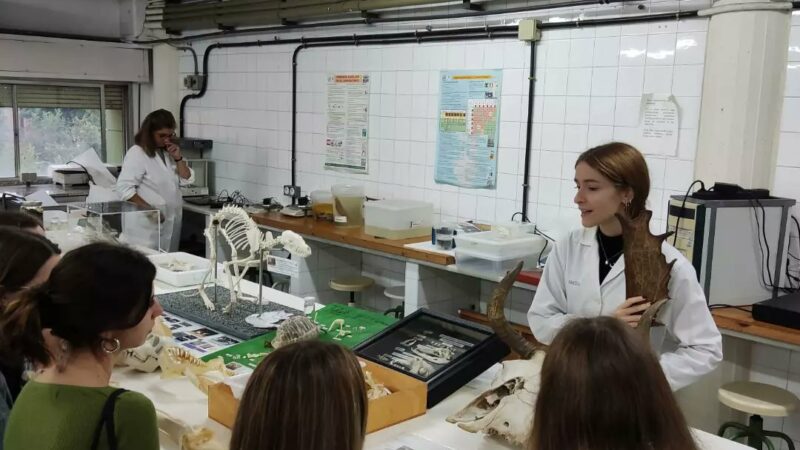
[198,206,311,313]
[447,210,676,446]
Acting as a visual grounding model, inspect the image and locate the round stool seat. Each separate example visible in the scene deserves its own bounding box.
[718,381,799,417]
[384,285,405,300]
[329,276,374,292]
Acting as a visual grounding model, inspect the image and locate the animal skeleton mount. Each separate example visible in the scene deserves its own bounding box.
[447,210,675,446]
[198,206,311,313]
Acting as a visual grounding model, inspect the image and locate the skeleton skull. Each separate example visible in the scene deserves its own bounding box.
[116,333,165,372]
[447,353,545,446]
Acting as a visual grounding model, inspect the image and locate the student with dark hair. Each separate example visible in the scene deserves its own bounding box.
[230,340,368,450]
[0,212,45,236]
[0,227,61,397]
[0,228,61,448]
[529,316,699,450]
[116,109,194,251]
[1,243,162,450]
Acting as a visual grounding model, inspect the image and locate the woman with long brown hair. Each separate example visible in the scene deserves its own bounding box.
[529,316,698,450]
[528,142,721,390]
[1,242,162,450]
[116,109,194,251]
[230,340,368,450]
[0,227,61,449]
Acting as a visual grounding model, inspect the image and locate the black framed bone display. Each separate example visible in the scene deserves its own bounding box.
[355,308,509,407]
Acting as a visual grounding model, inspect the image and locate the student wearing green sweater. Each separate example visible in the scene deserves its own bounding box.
[0,243,164,450]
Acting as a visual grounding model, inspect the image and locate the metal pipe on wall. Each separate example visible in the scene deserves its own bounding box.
[522,40,536,222]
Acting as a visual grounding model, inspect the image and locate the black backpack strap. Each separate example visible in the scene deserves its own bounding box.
[90,388,128,450]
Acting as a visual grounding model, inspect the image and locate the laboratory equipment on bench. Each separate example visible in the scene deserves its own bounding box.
[364,199,433,239]
[180,159,212,198]
[666,194,795,306]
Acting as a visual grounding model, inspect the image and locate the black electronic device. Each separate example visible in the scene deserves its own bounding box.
[691,182,770,200]
[355,308,509,408]
[752,292,800,330]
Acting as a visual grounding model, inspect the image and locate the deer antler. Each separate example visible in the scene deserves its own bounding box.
[617,210,677,341]
[487,261,543,359]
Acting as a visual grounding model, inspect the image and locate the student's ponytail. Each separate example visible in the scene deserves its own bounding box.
[0,283,51,367]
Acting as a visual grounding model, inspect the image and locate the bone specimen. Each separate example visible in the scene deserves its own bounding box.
[198,206,311,313]
[270,316,319,349]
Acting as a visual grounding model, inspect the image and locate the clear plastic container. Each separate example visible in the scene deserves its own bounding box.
[332,184,364,227]
[364,199,433,239]
[310,190,334,221]
[454,231,545,273]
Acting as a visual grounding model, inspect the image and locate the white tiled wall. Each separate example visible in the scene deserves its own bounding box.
[180,17,708,236]
[531,19,707,234]
[774,13,800,255]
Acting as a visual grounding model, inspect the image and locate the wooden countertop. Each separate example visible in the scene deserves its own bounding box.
[460,306,800,349]
[250,211,455,265]
[712,307,800,347]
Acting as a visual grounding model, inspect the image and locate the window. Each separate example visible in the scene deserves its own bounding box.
[0,82,129,178]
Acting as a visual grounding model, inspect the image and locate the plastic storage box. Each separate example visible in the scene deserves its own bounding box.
[148,252,211,287]
[364,200,433,239]
[454,231,545,273]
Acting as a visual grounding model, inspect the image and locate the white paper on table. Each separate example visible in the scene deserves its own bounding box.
[266,255,300,277]
[24,190,58,207]
[371,434,455,450]
[638,93,679,156]
[70,149,117,188]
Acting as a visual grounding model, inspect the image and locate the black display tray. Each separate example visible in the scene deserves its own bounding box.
[354,308,509,408]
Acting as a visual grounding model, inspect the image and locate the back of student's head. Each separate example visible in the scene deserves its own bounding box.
[0,242,157,367]
[230,340,367,450]
[0,227,60,300]
[0,211,44,234]
[528,316,697,450]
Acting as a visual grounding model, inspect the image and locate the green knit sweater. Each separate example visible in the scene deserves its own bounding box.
[4,381,159,450]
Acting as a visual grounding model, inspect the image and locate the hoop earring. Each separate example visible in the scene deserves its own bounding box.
[101,338,121,354]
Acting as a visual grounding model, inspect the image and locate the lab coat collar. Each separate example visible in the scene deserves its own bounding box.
[580,226,625,287]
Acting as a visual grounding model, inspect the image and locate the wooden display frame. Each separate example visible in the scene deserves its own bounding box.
[208,358,427,433]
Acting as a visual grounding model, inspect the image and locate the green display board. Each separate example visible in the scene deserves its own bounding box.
[202,303,396,371]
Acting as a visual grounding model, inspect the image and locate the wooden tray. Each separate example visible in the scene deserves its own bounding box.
[208,358,427,433]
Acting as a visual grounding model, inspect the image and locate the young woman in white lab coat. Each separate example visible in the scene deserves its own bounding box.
[116,110,194,251]
[528,142,722,391]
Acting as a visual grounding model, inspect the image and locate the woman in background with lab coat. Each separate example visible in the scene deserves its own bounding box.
[116,110,193,252]
[528,142,722,391]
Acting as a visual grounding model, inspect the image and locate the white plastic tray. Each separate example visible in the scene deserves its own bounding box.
[148,252,211,287]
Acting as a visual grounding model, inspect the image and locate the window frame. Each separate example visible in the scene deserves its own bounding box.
[0,78,133,181]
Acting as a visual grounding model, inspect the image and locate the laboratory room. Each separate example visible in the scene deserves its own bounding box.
[3,0,800,449]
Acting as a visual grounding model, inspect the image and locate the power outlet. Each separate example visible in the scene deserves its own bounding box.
[283,185,302,199]
[183,74,205,91]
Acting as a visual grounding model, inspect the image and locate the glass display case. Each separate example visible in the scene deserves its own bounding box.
[44,201,162,253]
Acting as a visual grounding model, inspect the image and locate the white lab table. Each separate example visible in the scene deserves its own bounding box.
[115,268,749,450]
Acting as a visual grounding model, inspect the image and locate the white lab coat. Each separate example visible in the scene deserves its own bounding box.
[115,145,194,252]
[528,226,723,391]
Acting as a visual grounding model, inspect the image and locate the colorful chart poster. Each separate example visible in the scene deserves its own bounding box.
[435,70,502,188]
[325,73,370,173]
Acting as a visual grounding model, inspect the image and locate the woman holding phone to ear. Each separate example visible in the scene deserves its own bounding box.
[116,109,194,252]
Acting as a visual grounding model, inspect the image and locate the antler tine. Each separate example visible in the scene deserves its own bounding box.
[487,261,542,359]
[655,231,674,243]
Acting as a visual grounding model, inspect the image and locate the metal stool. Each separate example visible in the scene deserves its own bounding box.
[718,381,798,449]
[329,275,374,307]
[383,285,405,319]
